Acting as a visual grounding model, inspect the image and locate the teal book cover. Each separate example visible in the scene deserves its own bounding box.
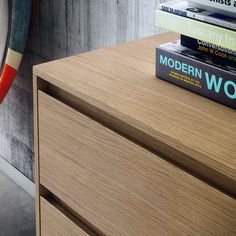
[156,41,236,109]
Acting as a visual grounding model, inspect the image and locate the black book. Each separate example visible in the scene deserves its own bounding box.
[181,35,236,68]
[156,41,236,109]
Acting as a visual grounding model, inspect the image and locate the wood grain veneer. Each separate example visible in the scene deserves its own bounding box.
[40,197,89,236]
[38,91,236,236]
[33,32,236,195]
[33,74,40,236]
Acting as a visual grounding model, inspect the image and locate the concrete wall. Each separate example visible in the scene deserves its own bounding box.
[0,0,166,182]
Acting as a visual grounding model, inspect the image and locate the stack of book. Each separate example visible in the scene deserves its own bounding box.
[155,0,236,109]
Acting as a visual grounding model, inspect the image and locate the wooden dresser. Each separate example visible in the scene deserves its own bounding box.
[33,32,236,236]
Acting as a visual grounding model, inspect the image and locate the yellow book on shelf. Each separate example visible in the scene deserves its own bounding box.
[155,9,236,51]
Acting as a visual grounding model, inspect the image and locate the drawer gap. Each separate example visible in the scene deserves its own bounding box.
[37,77,235,198]
[40,185,104,236]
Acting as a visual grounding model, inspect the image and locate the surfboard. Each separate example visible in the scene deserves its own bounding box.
[0,0,31,104]
[0,0,9,70]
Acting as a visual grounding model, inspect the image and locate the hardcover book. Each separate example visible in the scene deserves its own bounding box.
[189,0,236,16]
[155,9,236,51]
[156,41,236,109]
[181,35,236,68]
[160,0,236,30]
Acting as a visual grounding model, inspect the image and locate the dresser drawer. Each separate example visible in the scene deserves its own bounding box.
[38,91,236,236]
[40,197,88,236]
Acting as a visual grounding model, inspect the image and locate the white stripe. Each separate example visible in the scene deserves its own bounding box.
[0,156,35,198]
[5,48,23,70]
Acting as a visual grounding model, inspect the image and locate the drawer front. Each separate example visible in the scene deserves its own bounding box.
[40,197,88,236]
[38,91,236,236]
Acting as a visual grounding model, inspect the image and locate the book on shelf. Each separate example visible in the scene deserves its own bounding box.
[160,0,236,31]
[181,35,236,68]
[189,0,236,16]
[156,41,236,109]
[155,9,236,51]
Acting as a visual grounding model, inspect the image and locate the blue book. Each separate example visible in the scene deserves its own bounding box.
[156,41,236,109]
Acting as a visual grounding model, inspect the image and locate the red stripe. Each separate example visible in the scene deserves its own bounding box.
[0,64,17,104]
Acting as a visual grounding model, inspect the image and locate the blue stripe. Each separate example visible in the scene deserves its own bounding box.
[9,0,31,54]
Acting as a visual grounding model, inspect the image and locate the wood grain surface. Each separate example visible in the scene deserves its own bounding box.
[38,91,236,236]
[33,74,41,236]
[1,0,165,181]
[40,197,89,236]
[34,32,236,195]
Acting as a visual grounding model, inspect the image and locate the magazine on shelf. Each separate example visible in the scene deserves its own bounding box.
[180,35,236,68]
[155,10,236,51]
[160,0,236,31]
[156,41,236,109]
[189,0,236,17]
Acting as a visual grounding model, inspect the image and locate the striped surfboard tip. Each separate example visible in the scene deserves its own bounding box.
[0,0,31,104]
[0,49,22,103]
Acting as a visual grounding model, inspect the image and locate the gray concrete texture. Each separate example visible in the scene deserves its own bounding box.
[0,170,35,236]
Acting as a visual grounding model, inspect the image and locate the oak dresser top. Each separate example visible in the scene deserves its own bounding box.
[34,32,236,196]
